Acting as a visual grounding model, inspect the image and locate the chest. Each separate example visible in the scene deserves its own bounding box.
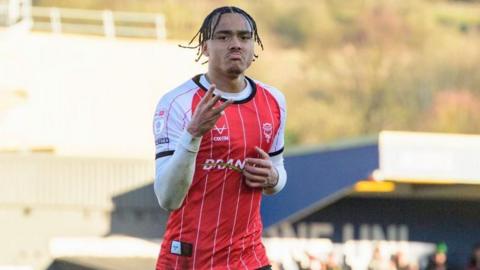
[201,101,279,154]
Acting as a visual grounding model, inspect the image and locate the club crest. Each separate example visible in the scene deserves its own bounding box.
[263,123,272,143]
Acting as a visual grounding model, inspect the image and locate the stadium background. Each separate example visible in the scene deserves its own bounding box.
[1,0,480,269]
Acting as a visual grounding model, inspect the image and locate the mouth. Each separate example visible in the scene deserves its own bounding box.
[227,53,243,60]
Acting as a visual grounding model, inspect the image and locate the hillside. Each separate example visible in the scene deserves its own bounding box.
[33,0,480,146]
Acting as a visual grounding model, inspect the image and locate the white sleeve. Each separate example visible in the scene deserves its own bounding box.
[263,153,287,195]
[265,87,287,195]
[153,95,200,211]
[268,89,286,156]
[154,131,201,211]
[153,98,184,156]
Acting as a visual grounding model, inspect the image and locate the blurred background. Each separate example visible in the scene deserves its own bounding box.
[1,0,480,269]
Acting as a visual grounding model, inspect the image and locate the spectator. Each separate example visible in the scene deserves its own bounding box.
[325,252,341,270]
[368,246,389,270]
[467,242,480,270]
[341,255,352,270]
[426,242,448,270]
[391,250,415,270]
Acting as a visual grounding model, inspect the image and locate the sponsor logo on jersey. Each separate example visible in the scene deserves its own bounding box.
[263,122,272,143]
[213,124,229,142]
[214,124,227,134]
[170,240,192,257]
[154,109,166,135]
[170,241,181,255]
[202,158,245,171]
[155,137,170,145]
[213,135,229,142]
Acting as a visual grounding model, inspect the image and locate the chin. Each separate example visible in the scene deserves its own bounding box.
[226,63,246,75]
[226,67,244,76]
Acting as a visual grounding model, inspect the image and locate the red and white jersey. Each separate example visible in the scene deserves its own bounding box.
[153,74,286,270]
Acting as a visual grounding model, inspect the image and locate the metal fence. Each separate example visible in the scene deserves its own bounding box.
[0,0,166,39]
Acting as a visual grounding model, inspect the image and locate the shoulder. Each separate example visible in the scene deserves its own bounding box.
[155,78,200,112]
[253,79,286,109]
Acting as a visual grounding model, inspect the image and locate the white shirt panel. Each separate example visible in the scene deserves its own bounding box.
[256,81,287,155]
[153,80,198,155]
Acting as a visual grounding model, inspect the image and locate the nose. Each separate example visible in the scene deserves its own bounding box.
[228,36,242,50]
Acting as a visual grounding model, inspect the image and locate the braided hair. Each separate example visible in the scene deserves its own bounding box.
[180,6,264,63]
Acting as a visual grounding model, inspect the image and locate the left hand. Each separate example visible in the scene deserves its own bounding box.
[243,146,279,189]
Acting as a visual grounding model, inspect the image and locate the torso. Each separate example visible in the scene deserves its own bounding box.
[155,75,284,270]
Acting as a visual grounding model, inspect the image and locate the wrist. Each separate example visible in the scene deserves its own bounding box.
[187,125,202,138]
[179,130,202,153]
[265,168,279,189]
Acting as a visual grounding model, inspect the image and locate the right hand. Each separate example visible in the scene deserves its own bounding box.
[187,84,233,137]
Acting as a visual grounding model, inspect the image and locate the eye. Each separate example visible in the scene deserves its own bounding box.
[241,33,253,40]
[214,35,228,41]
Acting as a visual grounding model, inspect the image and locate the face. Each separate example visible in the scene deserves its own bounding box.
[203,13,255,77]
[474,247,480,259]
[434,253,447,264]
[397,252,408,265]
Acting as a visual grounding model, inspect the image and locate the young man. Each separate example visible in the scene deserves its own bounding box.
[153,6,287,269]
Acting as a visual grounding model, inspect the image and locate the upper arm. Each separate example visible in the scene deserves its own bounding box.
[268,89,287,157]
[153,96,188,160]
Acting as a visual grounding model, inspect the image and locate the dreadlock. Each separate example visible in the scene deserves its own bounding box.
[179,6,264,63]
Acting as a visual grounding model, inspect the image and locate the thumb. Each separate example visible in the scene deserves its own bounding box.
[255,146,269,159]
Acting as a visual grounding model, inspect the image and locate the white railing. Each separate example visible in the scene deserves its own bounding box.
[30,7,167,39]
[0,0,31,27]
[0,0,167,39]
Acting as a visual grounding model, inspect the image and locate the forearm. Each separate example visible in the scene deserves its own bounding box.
[154,131,201,211]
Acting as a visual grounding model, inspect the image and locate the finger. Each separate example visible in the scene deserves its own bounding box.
[206,84,216,98]
[255,146,270,159]
[205,94,222,109]
[244,164,270,176]
[244,179,264,188]
[245,158,272,168]
[203,111,225,125]
[212,99,233,114]
[243,170,267,182]
[199,84,216,106]
[244,175,268,184]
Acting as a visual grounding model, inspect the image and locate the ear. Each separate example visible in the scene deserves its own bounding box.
[202,42,209,57]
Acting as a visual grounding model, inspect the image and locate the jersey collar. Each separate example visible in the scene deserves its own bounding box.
[192,74,257,104]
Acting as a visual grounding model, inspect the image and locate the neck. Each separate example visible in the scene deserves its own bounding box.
[205,71,246,93]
